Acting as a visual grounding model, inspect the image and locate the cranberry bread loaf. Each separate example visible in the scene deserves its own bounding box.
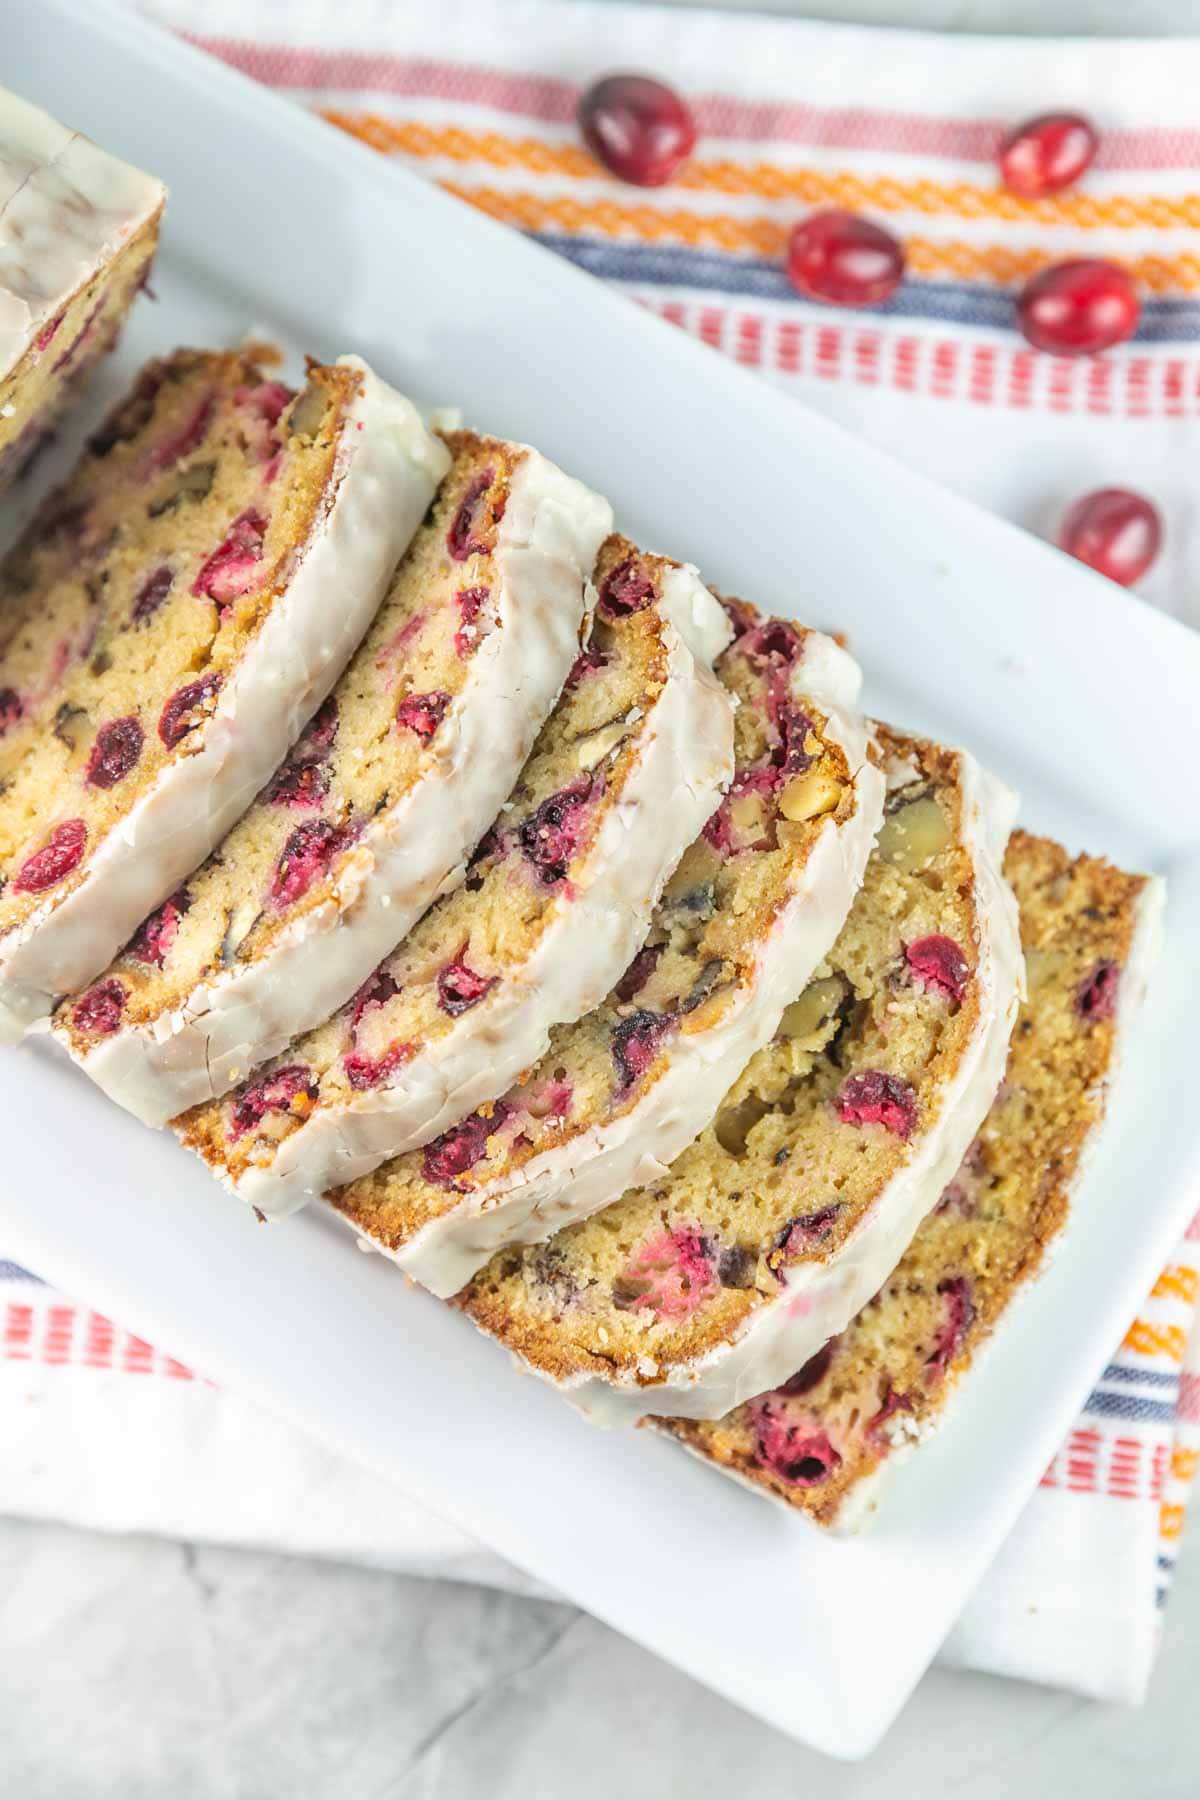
[56,432,610,1123]
[178,537,736,1214]
[661,833,1163,1526]
[459,728,1023,1423]
[0,90,164,489]
[0,348,445,1038]
[330,609,884,1297]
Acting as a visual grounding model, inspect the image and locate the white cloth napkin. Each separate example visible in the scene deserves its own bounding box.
[5,0,1200,1707]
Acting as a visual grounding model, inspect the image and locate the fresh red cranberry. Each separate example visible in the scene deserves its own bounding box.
[1077,957,1120,1022]
[925,1276,975,1382]
[349,968,400,1031]
[71,978,126,1037]
[396,690,450,741]
[422,1102,511,1188]
[612,1007,675,1089]
[0,688,22,737]
[265,697,339,806]
[865,1386,912,1450]
[85,716,144,789]
[578,73,696,188]
[787,209,905,308]
[191,509,268,603]
[597,555,656,619]
[13,818,87,893]
[1059,488,1162,587]
[132,565,174,624]
[447,471,499,561]
[437,954,496,1017]
[126,890,189,967]
[1017,259,1139,356]
[773,1206,842,1268]
[565,645,607,688]
[343,1043,412,1090]
[999,112,1098,198]
[905,934,969,1004]
[454,586,489,658]
[228,1065,317,1142]
[518,776,594,884]
[612,1227,715,1318]
[269,819,347,909]
[751,1397,841,1487]
[158,673,222,749]
[778,1339,837,1396]
[835,1070,917,1139]
[149,394,215,471]
[614,941,664,1004]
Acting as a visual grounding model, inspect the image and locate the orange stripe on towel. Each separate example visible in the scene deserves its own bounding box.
[324,112,1200,232]
[1122,1319,1190,1363]
[424,182,1200,294]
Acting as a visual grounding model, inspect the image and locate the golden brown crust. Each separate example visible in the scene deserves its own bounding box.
[180,528,682,1192]
[0,350,358,953]
[457,726,987,1388]
[660,831,1151,1523]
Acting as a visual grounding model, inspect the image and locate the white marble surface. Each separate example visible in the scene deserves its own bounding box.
[1,1513,1199,1796]
[6,0,1200,1791]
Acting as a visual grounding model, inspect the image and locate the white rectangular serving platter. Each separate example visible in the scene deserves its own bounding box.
[4,0,1200,1759]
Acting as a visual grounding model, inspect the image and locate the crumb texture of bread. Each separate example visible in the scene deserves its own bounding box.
[0,89,165,489]
[55,432,609,1122]
[0,348,441,1037]
[458,729,1022,1423]
[328,607,883,1298]
[177,536,735,1214]
[661,832,1158,1526]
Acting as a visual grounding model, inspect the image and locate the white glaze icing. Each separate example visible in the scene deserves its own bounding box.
[0,358,443,1040]
[0,89,164,381]
[825,867,1166,1534]
[376,634,884,1299]
[235,562,737,1218]
[525,740,1025,1426]
[67,445,611,1124]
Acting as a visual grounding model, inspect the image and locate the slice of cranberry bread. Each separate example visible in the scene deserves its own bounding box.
[0,90,164,490]
[660,832,1163,1526]
[329,609,884,1298]
[56,431,610,1124]
[0,348,446,1039]
[459,728,1023,1423]
[177,537,737,1215]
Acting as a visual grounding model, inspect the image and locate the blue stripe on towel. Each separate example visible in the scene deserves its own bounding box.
[531,232,1200,344]
[0,1260,40,1283]
[1084,1389,1179,1426]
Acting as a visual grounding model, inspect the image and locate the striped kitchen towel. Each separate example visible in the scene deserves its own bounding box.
[4,0,1200,1706]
